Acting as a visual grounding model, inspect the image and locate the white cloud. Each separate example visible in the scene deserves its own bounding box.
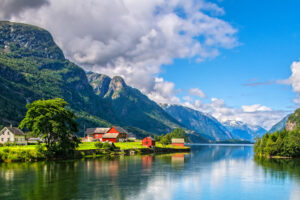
[7,0,238,103]
[289,61,300,93]
[183,98,287,129]
[242,104,272,112]
[189,88,206,98]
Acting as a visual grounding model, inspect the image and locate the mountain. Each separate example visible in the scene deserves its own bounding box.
[269,114,291,133]
[286,109,300,131]
[0,21,185,137]
[161,104,233,141]
[86,72,185,134]
[223,120,267,141]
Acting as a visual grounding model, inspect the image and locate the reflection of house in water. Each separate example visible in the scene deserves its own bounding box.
[142,155,153,169]
[108,160,119,177]
[172,153,185,165]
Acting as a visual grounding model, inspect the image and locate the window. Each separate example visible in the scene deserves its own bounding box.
[7,138,10,142]
[1,138,3,142]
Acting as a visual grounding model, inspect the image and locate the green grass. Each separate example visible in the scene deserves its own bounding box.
[115,142,148,150]
[77,142,98,150]
[78,141,190,150]
[0,145,37,150]
[0,141,190,152]
[156,143,190,149]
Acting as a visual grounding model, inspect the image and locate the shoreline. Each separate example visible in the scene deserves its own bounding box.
[0,146,190,163]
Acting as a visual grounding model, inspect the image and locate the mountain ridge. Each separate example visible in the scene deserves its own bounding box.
[161,104,233,141]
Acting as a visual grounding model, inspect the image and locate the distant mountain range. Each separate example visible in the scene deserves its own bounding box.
[161,104,233,141]
[223,120,267,142]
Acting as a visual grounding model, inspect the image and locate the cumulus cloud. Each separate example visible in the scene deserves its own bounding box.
[6,0,238,103]
[183,98,288,129]
[189,88,206,98]
[0,0,49,19]
[289,61,300,93]
[242,104,272,112]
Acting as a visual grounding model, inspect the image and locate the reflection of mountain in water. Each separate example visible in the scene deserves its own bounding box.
[189,145,253,163]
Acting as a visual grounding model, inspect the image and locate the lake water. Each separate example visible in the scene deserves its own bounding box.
[1,144,300,200]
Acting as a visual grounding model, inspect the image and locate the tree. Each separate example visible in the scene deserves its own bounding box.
[19,98,80,157]
[160,137,169,146]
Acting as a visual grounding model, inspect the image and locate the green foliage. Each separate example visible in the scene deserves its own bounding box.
[94,141,103,149]
[19,98,80,157]
[254,129,300,157]
[155,128,190,145]
[0,147,45,162]
[102,142,115,150]
[160,137,169,146]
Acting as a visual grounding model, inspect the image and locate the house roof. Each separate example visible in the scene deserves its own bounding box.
[2,127,25,136]
[171,138,184,143]
[103,133,119,139]
[127,133,136,138]
[110,126,128,134]
[144,136,155,141]
[85,128,110,135]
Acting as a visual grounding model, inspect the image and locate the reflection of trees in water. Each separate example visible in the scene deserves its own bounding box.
[254,156,300,182]
[0,161,80,200]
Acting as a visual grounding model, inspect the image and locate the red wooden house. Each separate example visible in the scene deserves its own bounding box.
[171,138,185,147]
[85,128,110,141]
[142,137,156,148]
[102,126,128,143]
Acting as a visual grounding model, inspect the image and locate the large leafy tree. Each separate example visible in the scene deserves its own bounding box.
[19,98,80,156]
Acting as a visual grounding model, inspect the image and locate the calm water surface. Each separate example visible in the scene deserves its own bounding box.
[1,145,300,200]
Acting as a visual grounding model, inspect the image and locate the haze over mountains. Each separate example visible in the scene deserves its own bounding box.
[0,21,282,142]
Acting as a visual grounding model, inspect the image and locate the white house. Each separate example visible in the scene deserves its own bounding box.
[0,126,26,145]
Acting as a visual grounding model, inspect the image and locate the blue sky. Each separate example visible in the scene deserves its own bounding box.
[162,0,300,111]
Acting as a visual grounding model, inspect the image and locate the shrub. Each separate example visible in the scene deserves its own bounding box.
[102,142,114,150]
[94,142,103,149]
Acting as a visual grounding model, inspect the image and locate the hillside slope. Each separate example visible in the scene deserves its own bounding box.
[87,72,185,134]
[269,114,291,133]
[162,104,233,141]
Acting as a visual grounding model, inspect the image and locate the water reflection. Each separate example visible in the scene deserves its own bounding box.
[0,145,300,200]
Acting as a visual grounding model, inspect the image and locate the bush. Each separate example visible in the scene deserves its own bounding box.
[0,147,45,162]
[94,142,103,149]
[102,142,115,151]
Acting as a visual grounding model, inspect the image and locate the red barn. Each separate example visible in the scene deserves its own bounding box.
[142,137,156,148]
[85,128,110,141]
[102,126,128,143]
[171,138,185,147]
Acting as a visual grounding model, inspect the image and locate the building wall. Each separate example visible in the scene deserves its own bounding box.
[142,138,155,147]
[0,129,15,143]
[102,138,117,143]
[172,143,185,147]
[94,133,104,139]
[0,129,26,144]
[14,136,26,145]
